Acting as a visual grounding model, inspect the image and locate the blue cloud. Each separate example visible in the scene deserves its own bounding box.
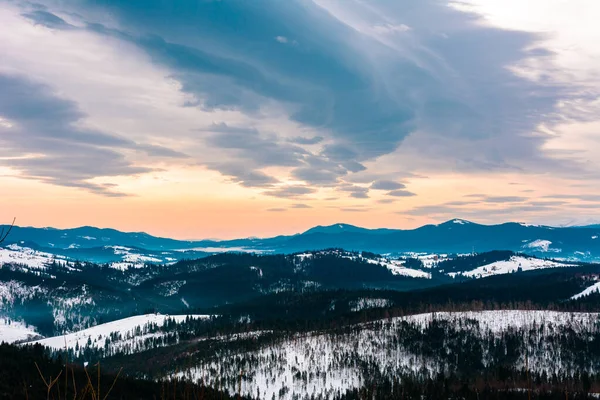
[0,74,186,195]
[2,0,584,198]
[22,10,75,29]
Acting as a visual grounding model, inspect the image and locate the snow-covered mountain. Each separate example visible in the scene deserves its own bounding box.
[4,219,600,263]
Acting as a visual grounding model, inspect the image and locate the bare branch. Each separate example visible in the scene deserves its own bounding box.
[0,217,16,245]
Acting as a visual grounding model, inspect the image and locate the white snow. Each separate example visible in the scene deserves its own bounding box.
[399,310,600,333]
[365,258,431,279]
[30,313,211,354]
[155,280,187,297]
[0,318,40,344]
[522,239,559,253]
[571,282,600,300]
[400,252,449,268]
[593,236,598,240]
[179,310,600,400]
[293,250,430,279]
[295,253,313,261]
[106,246,164,269]
[0,244,63,269]
[176,247,272,254]
[0,280,46,307]
[349,298,393,312]
[459,256,574,278]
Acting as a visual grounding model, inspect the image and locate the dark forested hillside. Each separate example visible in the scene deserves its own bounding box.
[0,342,246,400]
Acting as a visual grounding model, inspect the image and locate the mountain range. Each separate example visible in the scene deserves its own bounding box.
[2,219,600,264]
[4,220,600,398]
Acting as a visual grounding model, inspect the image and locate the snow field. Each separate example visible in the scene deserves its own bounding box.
[30,314,211,355]
[179,310,600,400]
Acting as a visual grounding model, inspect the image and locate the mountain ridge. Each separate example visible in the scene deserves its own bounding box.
[3,219,600,262]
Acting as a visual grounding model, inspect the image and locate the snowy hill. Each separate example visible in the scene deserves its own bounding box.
[571,281,600,300]
[30,314,211,356]
[178,310,600,400]
[0,244,66,270]
[0,318,40,344]
[452,255,575,278]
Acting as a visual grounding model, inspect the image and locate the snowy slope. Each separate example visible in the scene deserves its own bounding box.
[399,310,600,333]
[179,310,600,400]
[0,280,46,307]
[571,282,600,300]
[0,318,41,344]
[363,258,431,279]
[522,239,557,252]
[293,250,431,279]
[30,314,211,355]
[107,246,164,270]
[0,244,63,269]
[337,250,431,279]
[457,256,574,278]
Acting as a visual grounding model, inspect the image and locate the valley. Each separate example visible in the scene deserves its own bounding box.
[3,222,600,399]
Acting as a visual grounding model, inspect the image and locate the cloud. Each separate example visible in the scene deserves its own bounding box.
[371,180,406,190]
[207,163,279,188]
[377,198,396,204]
[570,203,600,209]
[205,123,307,168]
[482,196,528,203]
[291,166,341,185]
[0,74,186,195]
[443,200,475,206]
[288,136,324,145]
[372,23,411,34]
[542,194,600,202]
[266,207,287,212]
[2,0,598,207]
[387,190,416,197]
[21,10,75,30]
[262,185,316,198]
[291,203,312,209]
[338,184,370,199]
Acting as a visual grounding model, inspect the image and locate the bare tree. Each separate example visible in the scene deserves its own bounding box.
[0,217,15,245]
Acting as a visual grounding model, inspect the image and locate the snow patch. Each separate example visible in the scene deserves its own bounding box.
[30,314,211,354]
[178,310,600,400]
[0,245,64,269]
[459,256,574,278]
[0,318,40,344]
[571,282,600,300]
[349,298,393,312]
[523,239,557,253]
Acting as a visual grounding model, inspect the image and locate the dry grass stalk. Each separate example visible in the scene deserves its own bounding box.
[35,362,63,400]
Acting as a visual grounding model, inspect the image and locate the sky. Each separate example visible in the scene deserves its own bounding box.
[1,0,600,239]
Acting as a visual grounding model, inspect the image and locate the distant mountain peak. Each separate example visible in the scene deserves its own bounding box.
[302,223,366,235]
[439,219,474,226]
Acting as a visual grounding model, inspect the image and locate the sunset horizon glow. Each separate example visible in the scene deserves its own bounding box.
[1,0,600,239]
